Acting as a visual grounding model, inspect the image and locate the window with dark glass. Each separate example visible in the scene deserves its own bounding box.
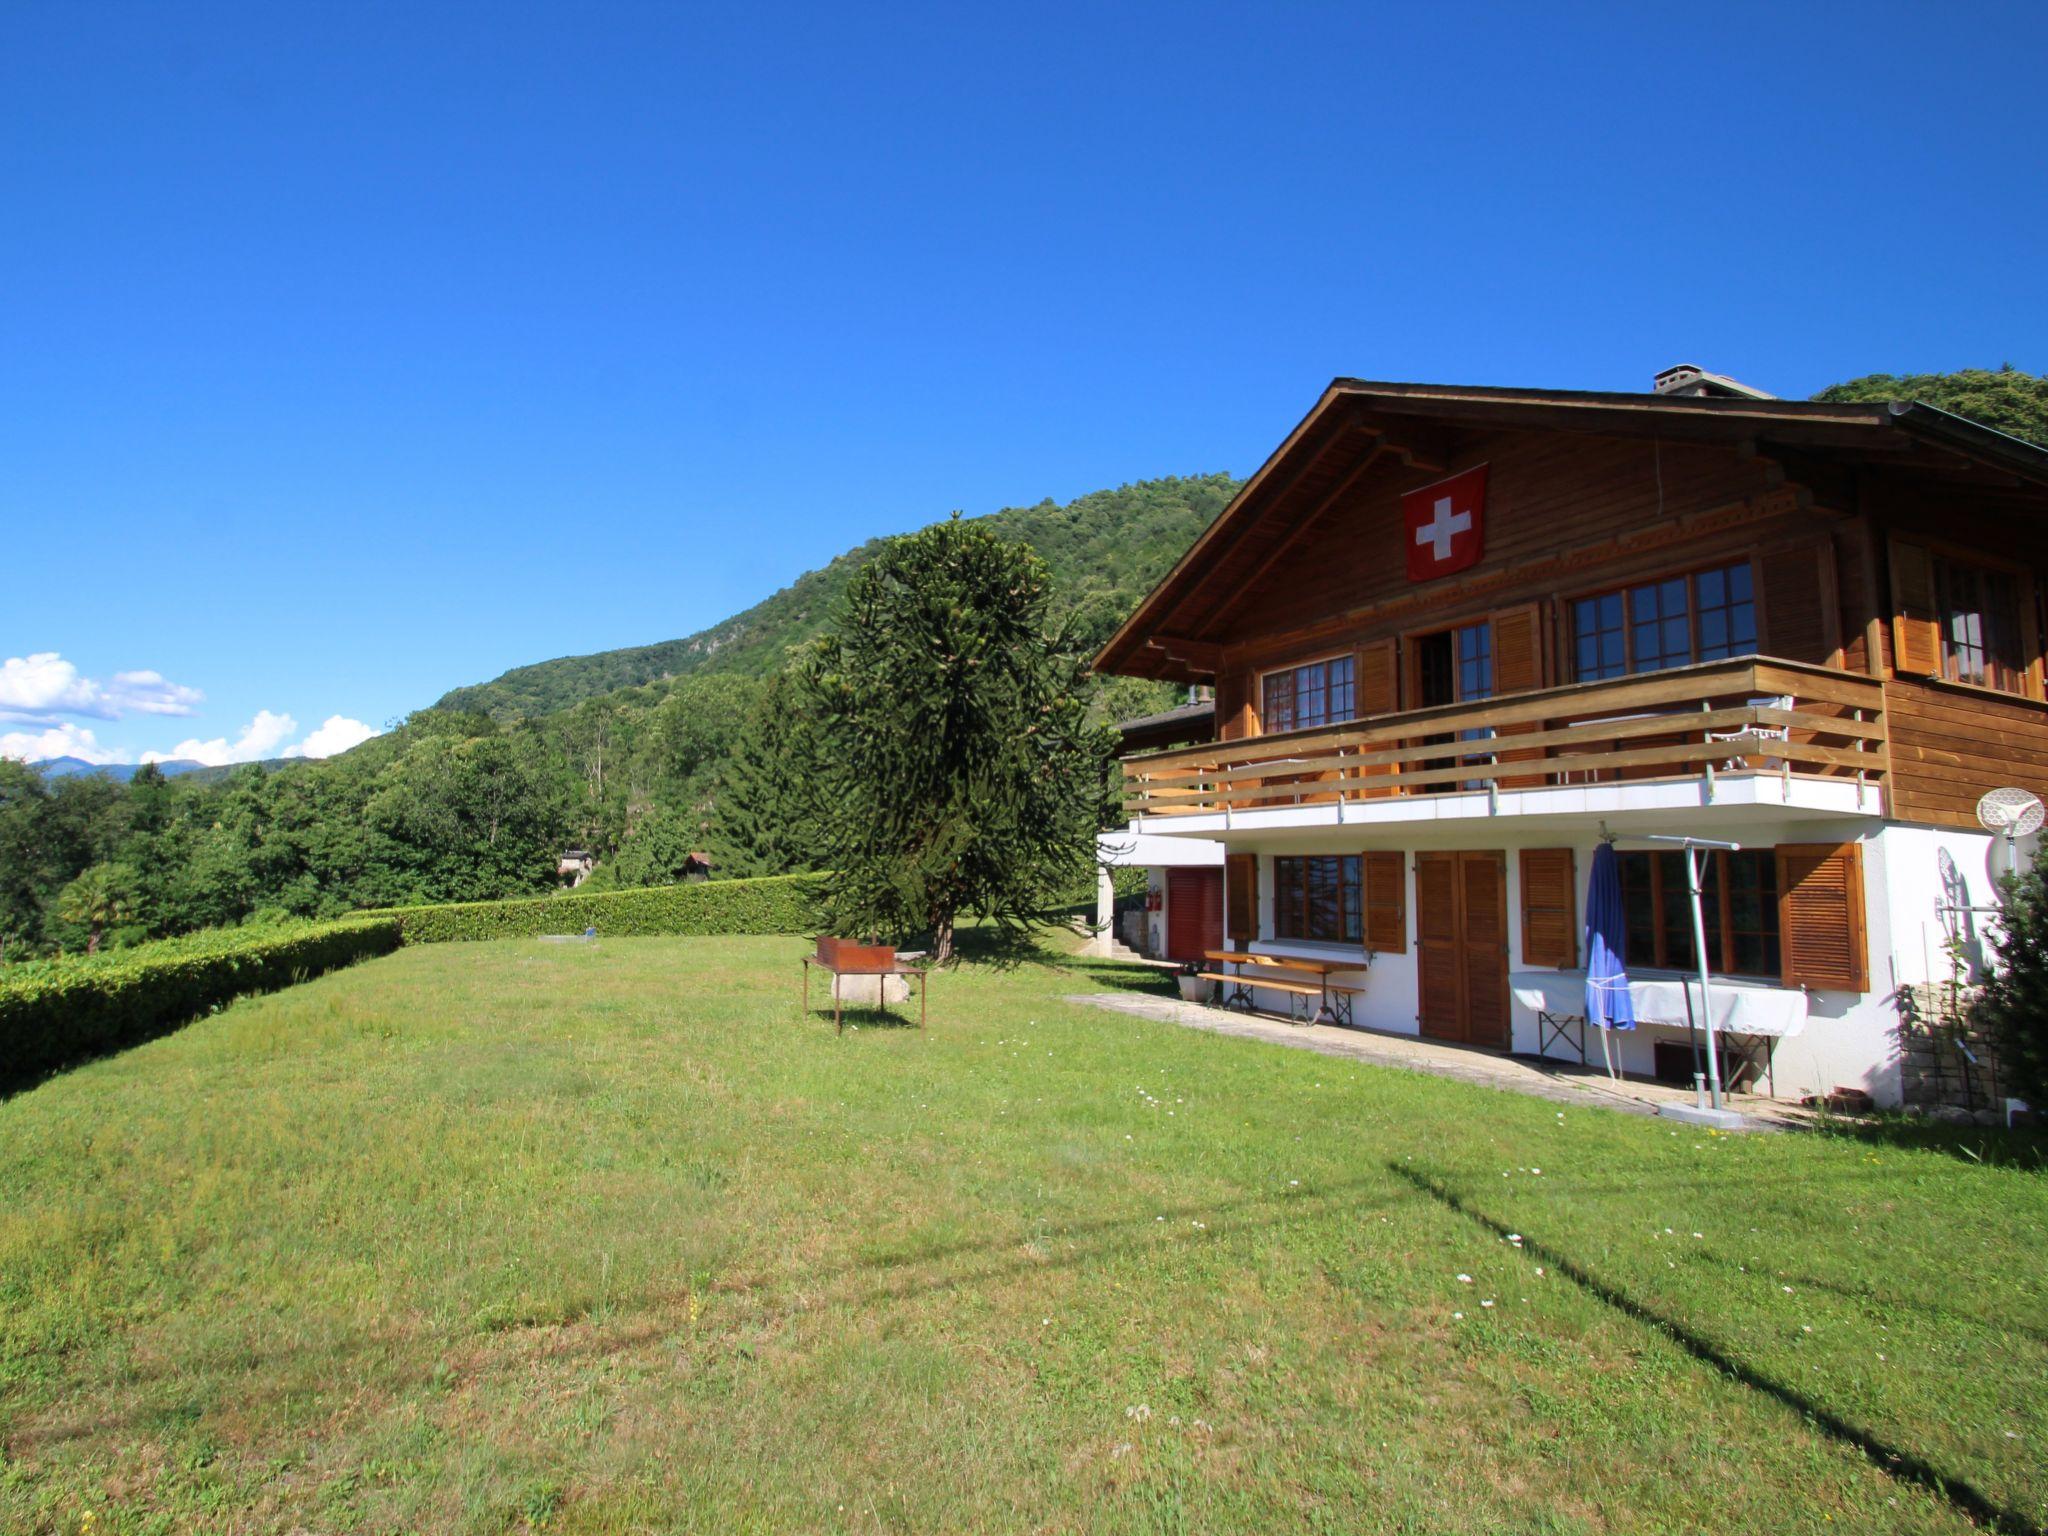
[1262,655,1355,733]
[1617,848,1779,978]
[1934,555,2024,693]
[1274,854,1363,943]
[1570,561,1755,680]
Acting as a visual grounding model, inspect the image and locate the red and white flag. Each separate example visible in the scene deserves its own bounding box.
[1403,465,1487,582]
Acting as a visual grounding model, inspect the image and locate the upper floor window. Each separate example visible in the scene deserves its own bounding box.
[1934,555,2025,693]
[1572,561,1756,681]
[1263,655,1354,733]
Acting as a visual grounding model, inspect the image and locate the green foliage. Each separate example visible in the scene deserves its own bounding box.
[708,670,826,879]
[1813,365,2048,447]
[53,862,139,954]
[1972,867,2048,1109]
[612,807,712,888]
[361,872,831,943]
[804,516,1113,959]
[434,475,1241,719]
[0,916,401,1087]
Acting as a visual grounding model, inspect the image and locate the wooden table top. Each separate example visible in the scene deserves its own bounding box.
[1204,949,1356,976]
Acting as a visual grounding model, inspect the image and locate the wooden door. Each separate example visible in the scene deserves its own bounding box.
[1415,851,1510,1047]
[1416,854,1464,1039]
[1165,867,1223,963]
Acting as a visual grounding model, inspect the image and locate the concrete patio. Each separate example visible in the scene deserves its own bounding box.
[1064,991,1815,1128]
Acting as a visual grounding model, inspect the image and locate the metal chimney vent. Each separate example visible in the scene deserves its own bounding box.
[1653,364,1776,400]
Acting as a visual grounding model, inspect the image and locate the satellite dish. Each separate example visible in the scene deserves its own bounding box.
[1977,786,2045,840]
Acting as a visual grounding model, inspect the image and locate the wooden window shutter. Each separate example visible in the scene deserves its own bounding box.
[1355,637,1399,717]
[1760,544,1839,666]
[1363,849,1406,953]
[1491,603,1545,694]
[1776,842,1869,992]
[1888,537,1942,678]
[1491,603,1547,787]
[1225,853,1258,942]
[1518,848,1577,967]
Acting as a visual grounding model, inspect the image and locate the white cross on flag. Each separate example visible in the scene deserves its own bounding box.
[1403,464,1487,581]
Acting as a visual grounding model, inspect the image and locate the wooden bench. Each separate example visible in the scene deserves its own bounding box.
[1199,949,1368,1025]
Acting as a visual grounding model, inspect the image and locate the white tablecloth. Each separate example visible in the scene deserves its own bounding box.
[1508,971,1807,1038]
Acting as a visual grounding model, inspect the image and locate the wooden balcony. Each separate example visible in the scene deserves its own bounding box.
[1120,657,1888,820]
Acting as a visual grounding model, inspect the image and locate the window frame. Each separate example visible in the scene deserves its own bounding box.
[1258,651,1358,735]
[1931,549,2029,696]
[1272,853,1364,945]
[1616,846,1781,980]
[1567,558,1759,682]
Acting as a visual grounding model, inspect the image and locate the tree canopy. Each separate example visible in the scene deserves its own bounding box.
[1813,365,2048,447]
[802,516,1113,962]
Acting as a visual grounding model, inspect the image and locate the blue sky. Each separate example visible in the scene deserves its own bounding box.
[4,1,2044,764]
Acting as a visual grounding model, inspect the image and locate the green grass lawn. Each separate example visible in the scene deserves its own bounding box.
[2,935,2044,1535]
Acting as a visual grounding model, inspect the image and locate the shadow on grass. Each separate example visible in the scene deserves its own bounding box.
[1037,949,1179,999]
[1800,1110,2048,1172]
[1386,1160,2044,1536]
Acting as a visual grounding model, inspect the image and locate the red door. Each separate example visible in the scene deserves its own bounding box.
[1165,867,1224,962]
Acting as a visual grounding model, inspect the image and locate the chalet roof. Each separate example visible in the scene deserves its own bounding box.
[1114,700,1215,754]
[1095,378,2048,680]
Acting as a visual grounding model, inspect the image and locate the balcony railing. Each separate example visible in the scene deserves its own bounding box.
[1120,656,1887,819]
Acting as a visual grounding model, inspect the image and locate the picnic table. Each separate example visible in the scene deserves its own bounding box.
[1198,949,1369,1026]
[801,944,930,1033]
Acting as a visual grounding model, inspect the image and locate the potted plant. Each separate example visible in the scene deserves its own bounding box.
[1176,961,1212,1004]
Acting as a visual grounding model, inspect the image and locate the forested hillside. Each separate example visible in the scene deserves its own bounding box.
[438,474,1241,718]
[3,475,1236,956]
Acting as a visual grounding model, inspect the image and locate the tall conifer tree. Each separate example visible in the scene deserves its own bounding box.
[803,516,1111,962]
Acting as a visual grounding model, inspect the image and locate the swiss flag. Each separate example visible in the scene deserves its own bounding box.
[1403,464,1487,582]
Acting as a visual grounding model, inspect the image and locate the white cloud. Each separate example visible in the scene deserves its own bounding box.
[107,669,205,717]
[0,651,203,724]
[0,722,131,765]
[284,715,381,759]
[0,652,107,719]
[146,709,299,767]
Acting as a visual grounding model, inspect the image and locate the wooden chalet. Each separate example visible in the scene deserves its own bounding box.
[1095,371,2048,1105]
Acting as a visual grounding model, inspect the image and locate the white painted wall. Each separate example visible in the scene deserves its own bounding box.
[1189,812,2030,1108]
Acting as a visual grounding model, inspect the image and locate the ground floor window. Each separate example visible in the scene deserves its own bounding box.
[1274,854,1363,943]
[1617,848,1780,977]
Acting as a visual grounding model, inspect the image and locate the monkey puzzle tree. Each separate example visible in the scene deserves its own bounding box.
[804,515,1112,963]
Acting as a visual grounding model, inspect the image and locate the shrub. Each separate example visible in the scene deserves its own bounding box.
[1973,867,2048,1110]
[361,872,832,944]
[0,916,403,1088]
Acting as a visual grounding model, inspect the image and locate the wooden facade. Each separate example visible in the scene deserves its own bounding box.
[1100,381,2048,830]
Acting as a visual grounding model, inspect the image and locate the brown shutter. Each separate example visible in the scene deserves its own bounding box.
[1518,848,1578,967]
[1492,604,1545,693]
[1760,545,1839,666]
[1225,853,1258,943]
[1491,603,1547,787]
[1363,849,1407,954]
[1888,537,1942,678]
[1776,842,1868,992]
[1355,636,1399,717]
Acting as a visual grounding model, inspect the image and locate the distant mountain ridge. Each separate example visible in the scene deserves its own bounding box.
[435,473,1243,719]
[32,756,290,784]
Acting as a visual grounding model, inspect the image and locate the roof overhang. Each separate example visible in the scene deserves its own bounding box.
[1094,379,2048,681]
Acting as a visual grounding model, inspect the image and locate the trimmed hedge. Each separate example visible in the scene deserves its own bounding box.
[1,916,403,1088]
[360,872,833,944]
